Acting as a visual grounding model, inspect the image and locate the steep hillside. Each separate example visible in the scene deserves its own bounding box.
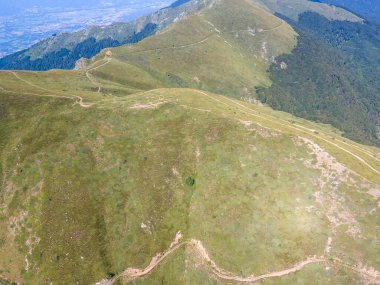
[0,0,362,71]
[0,0,379,284]
[258,12,380,146]
[0,71,379,284]
[86,0,380,146]
[90,0,297,100]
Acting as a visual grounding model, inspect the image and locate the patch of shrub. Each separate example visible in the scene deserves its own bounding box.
[185,176,195,187]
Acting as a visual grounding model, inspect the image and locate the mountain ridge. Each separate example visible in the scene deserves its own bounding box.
[310,0,380,22]
[0,0,379,284]
[0,0,362,71]
[258,11,380,146]
[0,0,212,70]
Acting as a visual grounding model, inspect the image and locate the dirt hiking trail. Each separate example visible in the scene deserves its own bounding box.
[8,71,93,107]
[194,90,379,176]
[95,231,380,285]
[86,58,112,93]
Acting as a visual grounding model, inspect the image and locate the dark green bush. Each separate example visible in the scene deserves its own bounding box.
[185,176,195,187]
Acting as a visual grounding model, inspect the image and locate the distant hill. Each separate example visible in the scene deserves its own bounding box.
[88,0,297,99]
[0,0,208,71]
[0,0,378,145]
[311,0,380,22]
[250,0,362,22]
[258,12,380,146]
[169,0,191,8]
[0,0,362,71]
[85,0,379,146]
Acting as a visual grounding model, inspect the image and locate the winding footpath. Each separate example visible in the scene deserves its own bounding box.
[122,20,285,56]
[4,72,93,108]
[1,16,379,285]
[96,231,380,285]
[0,20,286,109]
[86,58,112,93]
[190,239,325,283]
[3,74,377,175]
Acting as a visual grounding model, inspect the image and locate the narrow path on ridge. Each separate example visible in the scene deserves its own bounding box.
[3,76,378,175]
[86,58,112,93]
[8,71,93,108]
[194,90,380,176]
[226,19,285,34]
[118,19,285,55]
[2,18,286,110]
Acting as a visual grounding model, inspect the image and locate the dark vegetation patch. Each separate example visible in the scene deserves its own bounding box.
[258,12,380,146]
[186,176,196,187]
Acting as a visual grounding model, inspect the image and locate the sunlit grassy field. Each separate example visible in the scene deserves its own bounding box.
[0,0,379,284]
[0,87,379,284]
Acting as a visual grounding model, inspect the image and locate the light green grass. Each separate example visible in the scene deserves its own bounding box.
[0,0,379,284]
[91,0,297,100]
[1,88,378,284]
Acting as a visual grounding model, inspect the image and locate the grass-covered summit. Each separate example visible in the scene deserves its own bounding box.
[0,0,379,284]
[90,0,297,100]
[88,0,379,147]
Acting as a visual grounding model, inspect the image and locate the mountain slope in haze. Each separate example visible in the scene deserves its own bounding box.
[250,0,363,22]
[0,0,380,284]
[0,0,362,71]
[311,0,380,22]
[0,0,205,71]
[0,1,172,59]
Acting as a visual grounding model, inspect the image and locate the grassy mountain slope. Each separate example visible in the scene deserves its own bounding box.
[0,0,362,72]
[0,77,379,284]
[0,0,379,284]
[88,0,379,146]
[91,0,296,100]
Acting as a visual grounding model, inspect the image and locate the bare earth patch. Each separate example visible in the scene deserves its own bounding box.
[238,119,281,138]
[298,137,364,238]
[129,101,167,110]
[368,187,380,199]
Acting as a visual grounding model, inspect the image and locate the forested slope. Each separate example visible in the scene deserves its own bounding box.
[258,12,380,146]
